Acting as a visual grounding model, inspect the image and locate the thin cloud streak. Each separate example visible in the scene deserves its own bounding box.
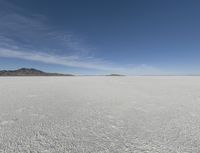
[0,48,163,75]
[0,48,114,70]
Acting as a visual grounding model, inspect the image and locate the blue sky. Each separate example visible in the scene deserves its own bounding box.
[0,0,200,75]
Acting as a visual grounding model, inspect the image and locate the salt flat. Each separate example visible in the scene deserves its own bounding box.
[1,76,200,153]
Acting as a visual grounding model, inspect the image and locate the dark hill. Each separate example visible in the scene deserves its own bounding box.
[0,68,74,76]
[106,74,125,76]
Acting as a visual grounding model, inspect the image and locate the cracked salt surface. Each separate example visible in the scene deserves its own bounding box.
[1,76,200,152]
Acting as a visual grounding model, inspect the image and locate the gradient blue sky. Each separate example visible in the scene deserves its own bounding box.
[0,0,200,75]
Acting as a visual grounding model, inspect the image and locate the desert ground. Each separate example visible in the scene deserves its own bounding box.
[1,76,200,153]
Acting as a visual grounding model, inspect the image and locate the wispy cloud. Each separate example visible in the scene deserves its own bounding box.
[0,48,113,70]
[0,1,92,56]
[0,0,111,71]
[0,0,163,75]
[0,47,163,75]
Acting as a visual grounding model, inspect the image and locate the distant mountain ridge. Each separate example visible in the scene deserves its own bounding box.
[0,68,74,76]
[106,74,125,76]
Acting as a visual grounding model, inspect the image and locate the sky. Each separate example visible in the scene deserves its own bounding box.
[0,0,200,75]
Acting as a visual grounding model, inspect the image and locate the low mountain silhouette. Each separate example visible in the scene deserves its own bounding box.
[0,68,74,76]
[106,74,125,76]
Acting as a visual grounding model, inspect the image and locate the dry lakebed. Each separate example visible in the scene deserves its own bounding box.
[1,76,200,152]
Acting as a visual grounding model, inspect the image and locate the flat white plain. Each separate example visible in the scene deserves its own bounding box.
[1,76,200,153]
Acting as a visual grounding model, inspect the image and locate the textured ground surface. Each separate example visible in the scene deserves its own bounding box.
[1,76,200,153]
